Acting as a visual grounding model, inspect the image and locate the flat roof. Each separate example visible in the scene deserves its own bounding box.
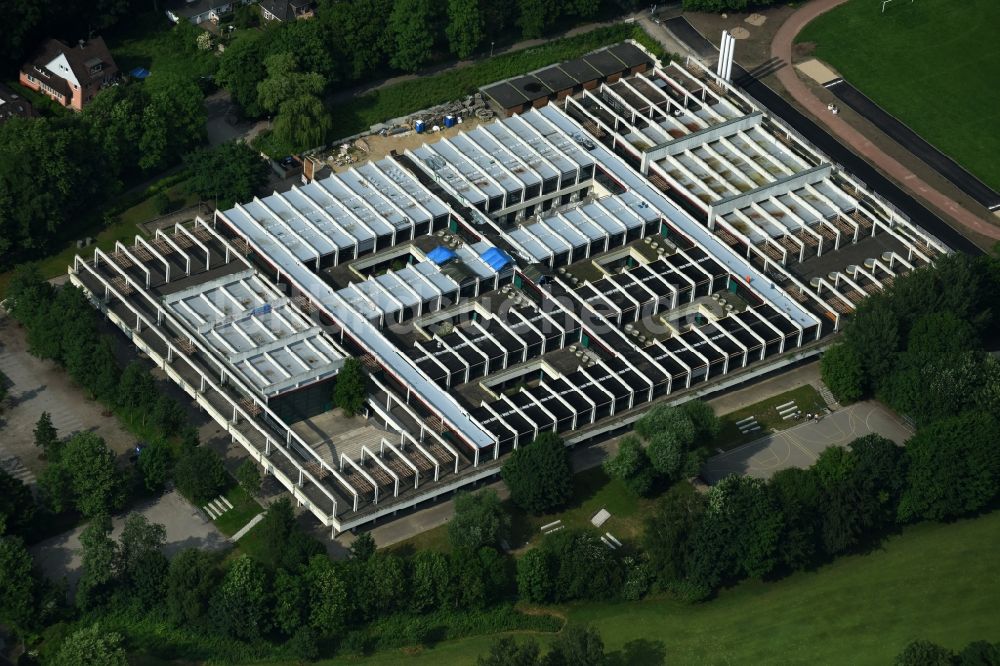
[558,59,602,83]
[164,270,344,396]
[531,65,577,92]
[583,49,628,77]
[481,82,529,109]
[607,43,651,69]
[508,75,554,102]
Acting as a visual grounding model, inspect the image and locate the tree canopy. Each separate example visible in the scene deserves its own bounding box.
[184,141,270,209]
[502,431,573,514]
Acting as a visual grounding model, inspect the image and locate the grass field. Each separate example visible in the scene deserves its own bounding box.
[323,509,1000,665]
[710,384,826,452]
[797,0,1000,190]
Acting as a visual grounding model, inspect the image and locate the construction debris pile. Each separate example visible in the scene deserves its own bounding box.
[370,93,495,138]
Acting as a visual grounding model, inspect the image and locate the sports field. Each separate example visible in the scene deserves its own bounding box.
[316,509,1000,665]
[797,0,1000,191]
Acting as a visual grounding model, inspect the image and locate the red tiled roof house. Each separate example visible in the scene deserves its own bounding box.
[19,38,119,112]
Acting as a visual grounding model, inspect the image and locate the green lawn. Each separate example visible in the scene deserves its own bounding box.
[389,467,661,557]
[710,384,826,452]
[797,0,1000,190]
[107,11,218,85]
[212,485,264,537]
[321,510,1000,665]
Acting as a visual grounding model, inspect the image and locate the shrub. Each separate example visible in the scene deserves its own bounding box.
[174,447,228,504]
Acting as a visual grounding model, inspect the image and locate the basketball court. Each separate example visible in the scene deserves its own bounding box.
[701,401,913,484]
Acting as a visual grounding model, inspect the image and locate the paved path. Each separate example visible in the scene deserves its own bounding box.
[30,490,229,592]
[702,401,912,483]
[0,315,135,478]
[771,0,1000,241]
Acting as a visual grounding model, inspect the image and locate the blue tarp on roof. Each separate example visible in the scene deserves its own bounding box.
[427,245,458,265]
[480,247,513,272]
[130,67,150,79]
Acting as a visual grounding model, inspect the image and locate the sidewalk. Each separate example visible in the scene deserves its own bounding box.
[771,0,1000,242]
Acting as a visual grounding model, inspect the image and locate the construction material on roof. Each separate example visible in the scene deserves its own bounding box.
[480,247,513,272]
[427,245,458,265]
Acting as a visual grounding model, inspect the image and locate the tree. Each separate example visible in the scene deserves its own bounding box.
[635,404,695,446]
[0,118,110,265]
[256,52,325,115]
[516,0,560,39]
[646,431,685,482]
[349,531,376,561]
[325,0,393,80]
[118,361,157,412]
[446,0,484,59]
[502,431,572,514]
[210,554,271,639]
[768,468,821,571]
[166,548,220,626]
[0,535,37,634]
[899,411,1000,522]
[236,459,261,496]
[516,548,555,604]
[541,529,623,603]
[604,435,656,496]
[333,357,367,417]
[642,483,706,590]
[410,550,451,612]
[448,489,510,552]
[303,554,349,634]
[681,400,721,442]
[272,568,306,636]
[34,411,59,455]
[544,624,605,666]
[138,441,174,492]
[389,0,440,72]
[894,640,955,666]
[0,467,36,537]
[45,432,126,518]
[184,141,270,209]
[116,513,166,585]
[478,636,541,666]
[271,93,332,153]
[216,32,267,117]
[76,514,117,610]
[173,446,228,504]
[252,498,323,570]
[51,623,127,666]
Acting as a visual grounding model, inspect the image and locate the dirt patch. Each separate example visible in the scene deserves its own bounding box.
[730,26,751,39]
[794,41,817,59]
[746,13,767,27]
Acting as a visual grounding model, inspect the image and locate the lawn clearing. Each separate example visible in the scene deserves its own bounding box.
[212,485,264,537]
[388,466,662,557]
[797,0,1000,190]
[318,509,1000,665]
[710,384,826,452]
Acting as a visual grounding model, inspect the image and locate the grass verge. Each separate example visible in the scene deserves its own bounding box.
[319,509,1000,665]
[327,25,663,141]
[797,0,1000,191]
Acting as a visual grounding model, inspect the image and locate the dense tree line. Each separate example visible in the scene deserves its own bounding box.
[895,639,1000,666]
[821,252,1000,419]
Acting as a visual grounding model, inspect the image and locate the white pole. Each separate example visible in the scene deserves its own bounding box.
[717,30,729,77]
[725,34,736,81]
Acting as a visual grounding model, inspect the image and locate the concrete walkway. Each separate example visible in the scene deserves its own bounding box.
[771,0,1000,242]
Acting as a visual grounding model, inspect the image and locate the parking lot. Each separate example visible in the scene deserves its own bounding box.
[701,401,913,484]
